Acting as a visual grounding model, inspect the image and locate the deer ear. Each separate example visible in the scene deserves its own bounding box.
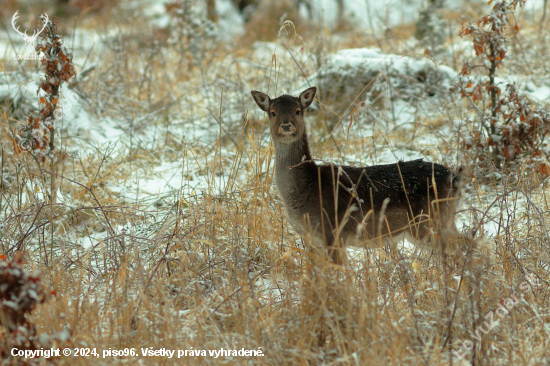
[299,86,317,109]
[251,90,271,112]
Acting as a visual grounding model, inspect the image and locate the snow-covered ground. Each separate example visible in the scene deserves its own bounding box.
[1,1,549,364]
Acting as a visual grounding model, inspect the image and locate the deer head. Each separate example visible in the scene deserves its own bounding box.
[11,11,49,45]
[251,87,317,143]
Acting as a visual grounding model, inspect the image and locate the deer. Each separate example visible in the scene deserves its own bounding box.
[251,86,467,264]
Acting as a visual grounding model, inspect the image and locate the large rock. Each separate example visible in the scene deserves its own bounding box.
[311,48,457,110]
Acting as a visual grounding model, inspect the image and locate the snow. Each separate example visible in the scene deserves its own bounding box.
[316,47,457,85]
[216,0,245,40]
[526,82,550,102]
[307,0,423,29]
[144,1,172,28]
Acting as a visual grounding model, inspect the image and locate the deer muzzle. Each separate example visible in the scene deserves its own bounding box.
[279,123,296,135]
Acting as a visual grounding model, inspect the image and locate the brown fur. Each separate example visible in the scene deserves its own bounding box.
[251,87,465,263]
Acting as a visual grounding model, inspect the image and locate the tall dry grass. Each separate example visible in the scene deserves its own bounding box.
[1,1,550,365]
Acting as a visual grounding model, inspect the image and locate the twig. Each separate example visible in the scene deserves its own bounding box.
[283,44,310,87]
[443,188,516,348]
[43,170,120,244]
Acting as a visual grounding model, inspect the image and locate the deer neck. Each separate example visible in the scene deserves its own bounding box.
[274,133,314,199]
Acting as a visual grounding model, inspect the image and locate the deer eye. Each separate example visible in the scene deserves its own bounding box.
[296,110,300,116]
[271,111,276,117]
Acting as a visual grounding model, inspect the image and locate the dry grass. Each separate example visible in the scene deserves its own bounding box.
[1,1,550,365]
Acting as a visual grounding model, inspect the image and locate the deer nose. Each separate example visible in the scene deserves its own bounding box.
[281,123,293,132]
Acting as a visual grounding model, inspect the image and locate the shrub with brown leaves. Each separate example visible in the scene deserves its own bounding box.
[0,253,72,366]
[451,0,550,173]
[14,14,76,163]
[1,253,46,365]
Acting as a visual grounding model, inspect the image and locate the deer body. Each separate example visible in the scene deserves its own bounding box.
[252,87,463,262]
